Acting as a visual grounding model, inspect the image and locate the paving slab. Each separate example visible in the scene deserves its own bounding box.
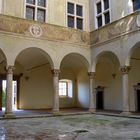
[0,114,140,140]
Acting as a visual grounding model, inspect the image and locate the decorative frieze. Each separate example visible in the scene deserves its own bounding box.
[29,24,42,37]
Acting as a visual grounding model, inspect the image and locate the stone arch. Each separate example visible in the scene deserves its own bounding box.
[126,42,140,66]
[14,47,54,69]
[92,50,121,72]
[0,48,7,66]
[59,52,90,71]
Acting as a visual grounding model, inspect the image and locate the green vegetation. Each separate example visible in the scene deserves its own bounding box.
[2,89,6,107]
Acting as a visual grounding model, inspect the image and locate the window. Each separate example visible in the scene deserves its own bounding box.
[95,0,110,28]
[67,2,83,30]
[133,0,140,11]
[59,80,73,98]
[25,0,47,22]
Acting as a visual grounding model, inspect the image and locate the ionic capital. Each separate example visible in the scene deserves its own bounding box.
[120,66,131,75]
[6,66,15,74]
[88,72,95,79]
[51,69,60,77]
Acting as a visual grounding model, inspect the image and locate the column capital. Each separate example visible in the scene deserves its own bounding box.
[88,72,95,79]
[120,66,131,74]
[6,66,15,74]
[51,69,60,77]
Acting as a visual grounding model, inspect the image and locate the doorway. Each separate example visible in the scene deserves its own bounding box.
[137,90,140,112]
[96,91,104,110]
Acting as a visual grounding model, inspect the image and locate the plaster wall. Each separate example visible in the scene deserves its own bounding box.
[95,60,122,111]
[129,60,140,111]
[19,65,53,109]
[77,67,89,108]
[59,69,76,108]
[89,0,134,31]
[1,0,90,31]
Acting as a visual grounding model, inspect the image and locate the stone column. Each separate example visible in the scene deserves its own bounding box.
[4,66,15,118]
[120,66,131,115]
[51,69,60,114]
[0,80,2,110]
[88,72,96,113]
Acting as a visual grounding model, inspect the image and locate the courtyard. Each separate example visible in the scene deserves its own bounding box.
[0,114,140,140]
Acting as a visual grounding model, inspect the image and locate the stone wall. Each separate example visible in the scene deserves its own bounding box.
[90,11,140,46]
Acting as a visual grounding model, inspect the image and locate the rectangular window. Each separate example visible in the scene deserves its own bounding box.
[26,0,35,4]
[59,82,67,96]
[133,0,140,11]
[37,0,46,7]
[68,2,74,14]
[25,0,46,22]
[67,2,84,30]
[68,16,74,28]
[77,18,83,30]
[97,2,102,14]
[96,0,110,28]
[76,5,83,16]
[59,80,73,98]
[26,6,35,20]
[37,9,45,22]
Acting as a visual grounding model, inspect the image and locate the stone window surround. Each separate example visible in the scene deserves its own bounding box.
[95,0,111,29]
[66,0,84,30]
[24,0,48,23]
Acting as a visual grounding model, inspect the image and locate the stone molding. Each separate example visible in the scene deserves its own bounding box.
[6,66,15,74]
[51,69,61,77]
[88,72,95,79]
[120,66,131,74]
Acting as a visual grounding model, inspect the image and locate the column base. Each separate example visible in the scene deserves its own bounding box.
[52,109,61,116]
[89,108,96,113]
[120,111,131,116]
[4,112,15,118]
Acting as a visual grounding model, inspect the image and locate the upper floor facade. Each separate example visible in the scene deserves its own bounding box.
[0,0,140,32]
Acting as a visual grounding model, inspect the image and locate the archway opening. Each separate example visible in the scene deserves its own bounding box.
[60,53,89,112]
[0,50,7,114]
[14,48,53,115]
[95,51,121,112]
[129,44,140,112]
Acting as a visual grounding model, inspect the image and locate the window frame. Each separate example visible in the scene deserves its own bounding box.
[59,79,73,98]
[59,81,68,97]
[95,0,111,29]
[66,1,84,30]
[24,0,48,23]
[132,0,140,12]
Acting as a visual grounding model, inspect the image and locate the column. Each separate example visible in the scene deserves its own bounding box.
[0,80,2,110]
[51,69,60,114]
[88,72,96,113]
[120,66,131,115]
[4,66,15,118]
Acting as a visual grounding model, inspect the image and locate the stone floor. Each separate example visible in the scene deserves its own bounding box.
[0,114,140,140]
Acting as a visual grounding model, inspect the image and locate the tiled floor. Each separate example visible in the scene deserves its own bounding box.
[0,114,140,140]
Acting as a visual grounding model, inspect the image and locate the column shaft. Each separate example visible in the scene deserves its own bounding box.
[52,69,60,114]
[120,66,130,115]
[5,66,14,117]
[88,72,96,113]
